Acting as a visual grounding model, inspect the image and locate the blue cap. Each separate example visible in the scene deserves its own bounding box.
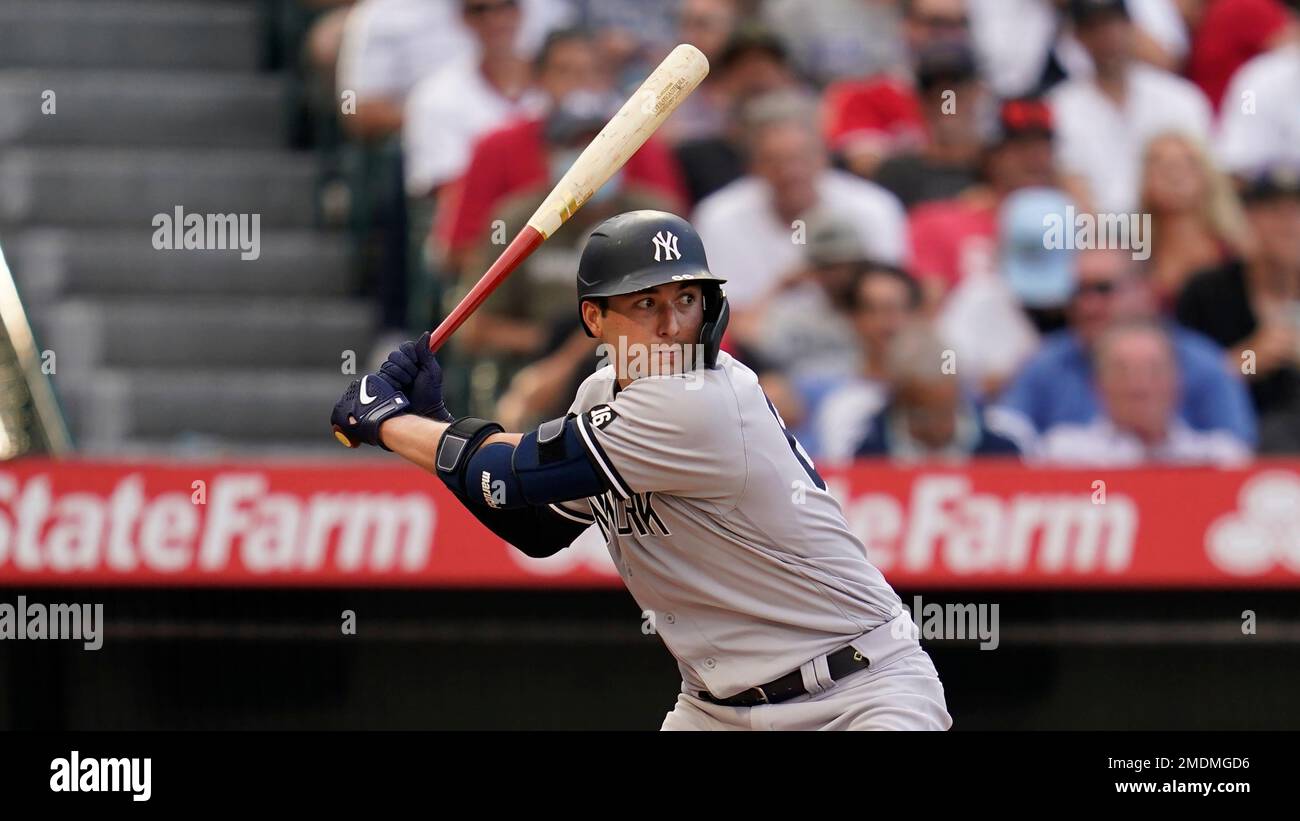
[999,187,1077,308]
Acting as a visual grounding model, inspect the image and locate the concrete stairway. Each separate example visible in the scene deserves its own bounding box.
[0,0,376,455]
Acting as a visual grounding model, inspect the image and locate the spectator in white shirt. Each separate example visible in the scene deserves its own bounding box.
[692,92,908,345]
[1048,0,1212,213]
[1038,319,1252,466]
[337,0,476,141]
[402,0,574,197]
[1217,43,1300,179]
[337,0,570,142]
[968,0,1191,99]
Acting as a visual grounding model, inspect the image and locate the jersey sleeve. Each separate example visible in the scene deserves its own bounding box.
[572,374,745,504]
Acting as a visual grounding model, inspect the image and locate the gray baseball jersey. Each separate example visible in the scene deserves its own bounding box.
[555,351,906,698]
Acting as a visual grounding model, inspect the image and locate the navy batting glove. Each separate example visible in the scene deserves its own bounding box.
[331,374,411,449]
[377,331,453,422]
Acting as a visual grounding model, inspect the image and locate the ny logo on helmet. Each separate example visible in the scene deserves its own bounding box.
[652,230,681,262]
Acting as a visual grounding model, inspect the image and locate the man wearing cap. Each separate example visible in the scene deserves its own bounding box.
[871,42,987,209]
[330,210,952,731]
[1048,0,1212,213]
[821,0,975,180]
[936,186,1076,398]
[742,208,875,380]
[1176,166,1300,451]
[908,96,1058,306]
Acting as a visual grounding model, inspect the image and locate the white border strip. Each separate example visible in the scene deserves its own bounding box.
[547,502,594,524]
[576,413,632,499]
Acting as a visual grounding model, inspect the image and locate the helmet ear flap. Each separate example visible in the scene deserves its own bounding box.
[698,285,729,369]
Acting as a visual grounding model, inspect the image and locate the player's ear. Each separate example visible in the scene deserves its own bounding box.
[580,299,603,337]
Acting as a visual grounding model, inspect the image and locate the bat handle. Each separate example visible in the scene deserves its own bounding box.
[426,227,546,353]
[426,314,455,354]
[334,227,548,447]
[332,425,360,449]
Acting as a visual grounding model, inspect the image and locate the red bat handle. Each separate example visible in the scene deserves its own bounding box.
[334,227,546,449]
[427,226,546,353]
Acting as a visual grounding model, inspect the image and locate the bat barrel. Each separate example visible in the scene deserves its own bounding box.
[524,43,709,240]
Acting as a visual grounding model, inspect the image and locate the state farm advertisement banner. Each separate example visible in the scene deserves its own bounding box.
[0,459,1298,588]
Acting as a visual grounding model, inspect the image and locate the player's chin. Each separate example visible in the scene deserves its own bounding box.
[655,345,695,375]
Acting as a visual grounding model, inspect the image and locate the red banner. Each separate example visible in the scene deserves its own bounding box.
[0,459,1298,588]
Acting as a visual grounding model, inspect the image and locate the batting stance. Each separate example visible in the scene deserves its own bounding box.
[331,211,951,730]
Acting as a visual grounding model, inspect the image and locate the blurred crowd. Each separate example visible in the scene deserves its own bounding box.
[286,0,1300,467]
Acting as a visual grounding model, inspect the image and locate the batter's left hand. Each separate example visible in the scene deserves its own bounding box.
[331,373,411,449]
[377,331,453,422]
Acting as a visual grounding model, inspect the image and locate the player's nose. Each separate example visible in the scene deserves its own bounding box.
[658,303,680,337]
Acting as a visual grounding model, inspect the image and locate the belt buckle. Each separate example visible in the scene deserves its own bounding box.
[747,685,769,705]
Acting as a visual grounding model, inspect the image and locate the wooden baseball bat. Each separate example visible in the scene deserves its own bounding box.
[336,45,708,447]
[426,43,710,353]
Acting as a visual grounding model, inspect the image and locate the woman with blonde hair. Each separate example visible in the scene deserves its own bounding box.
[1139,131,1252,309]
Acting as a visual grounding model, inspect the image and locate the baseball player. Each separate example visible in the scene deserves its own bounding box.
[331,211,951,730]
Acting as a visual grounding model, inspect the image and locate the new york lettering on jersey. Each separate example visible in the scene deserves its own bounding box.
[565,352,909,698]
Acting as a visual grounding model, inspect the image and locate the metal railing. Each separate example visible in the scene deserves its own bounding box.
[0,238,71,457]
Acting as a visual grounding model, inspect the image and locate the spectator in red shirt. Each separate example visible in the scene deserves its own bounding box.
[432,29,688,276]
[1186,0,1297,111]
[821,0,972,179]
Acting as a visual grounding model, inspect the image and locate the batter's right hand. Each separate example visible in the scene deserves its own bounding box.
[377,331,453,422]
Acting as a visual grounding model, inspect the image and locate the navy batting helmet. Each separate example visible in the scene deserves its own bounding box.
[576,210,730,368]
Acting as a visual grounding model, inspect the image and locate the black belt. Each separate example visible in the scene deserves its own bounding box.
[696,644,871,708]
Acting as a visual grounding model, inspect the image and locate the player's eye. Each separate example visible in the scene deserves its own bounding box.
[636,298,654,309]
[678,293,696,305]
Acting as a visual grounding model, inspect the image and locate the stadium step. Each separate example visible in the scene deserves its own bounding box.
[0,147,320,228]
[56,368,363,448]
[0,0,383,456]
[0,0,262,73]
[7,227,353,306]
[0,70,288,149]
[42,297,374,371]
